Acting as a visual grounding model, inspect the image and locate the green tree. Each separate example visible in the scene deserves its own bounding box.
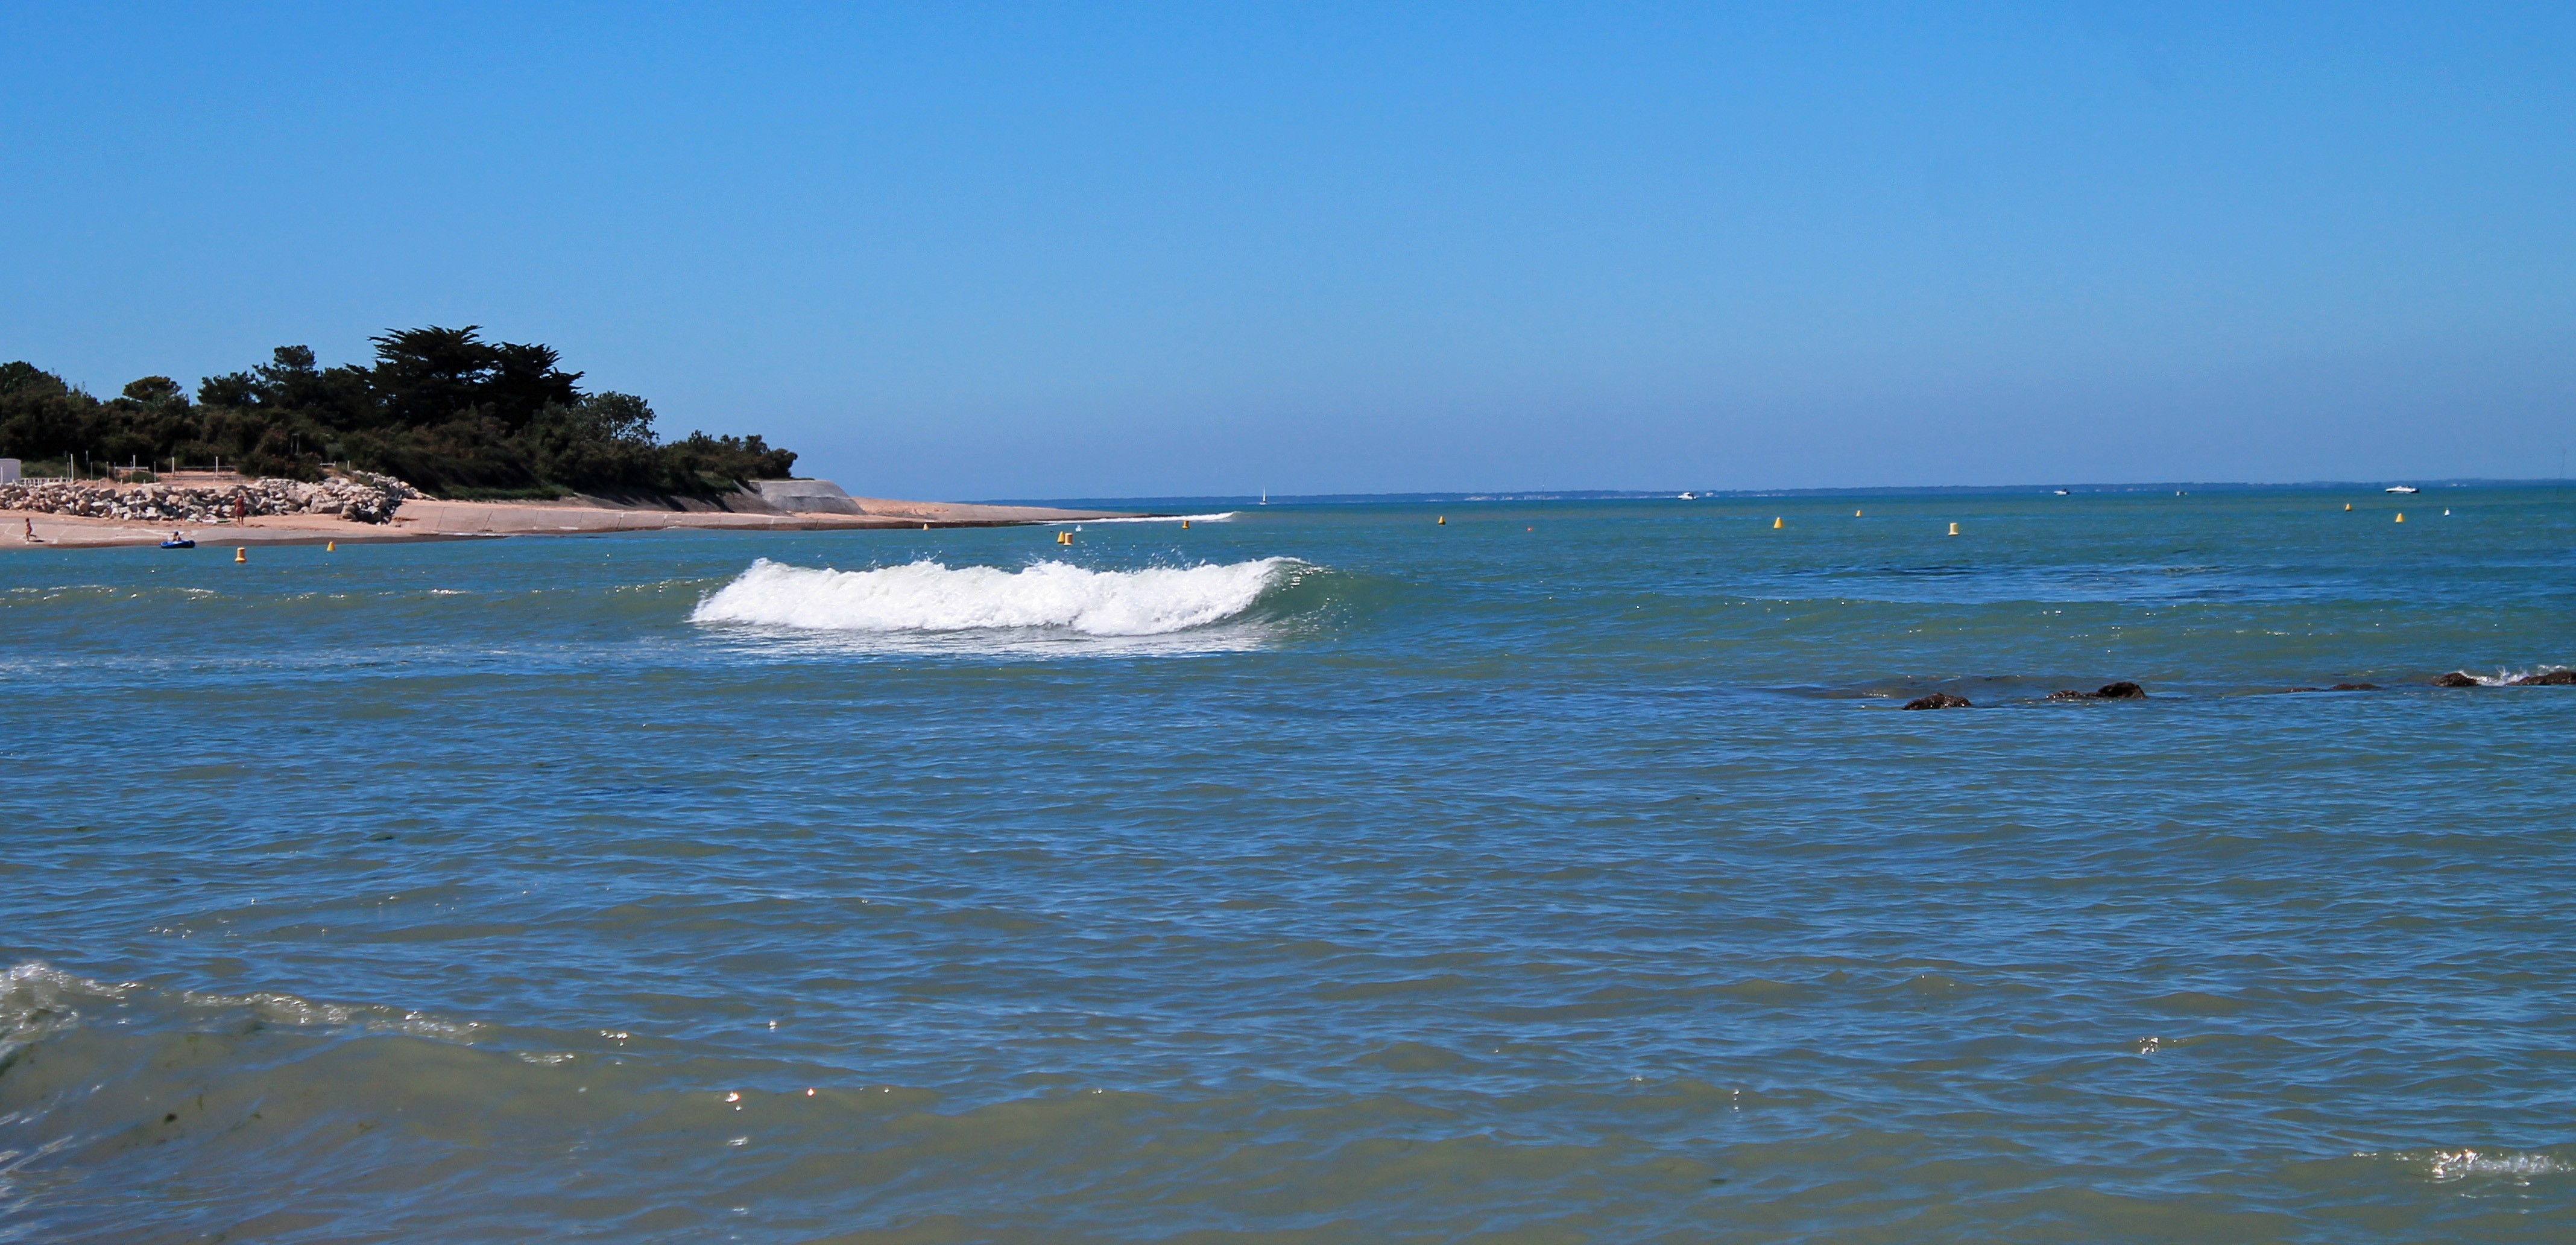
[1,328,801,496]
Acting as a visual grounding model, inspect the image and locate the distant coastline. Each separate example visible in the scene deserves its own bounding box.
[2,327,1146,549]
[1,327,794,499]
[2,475,1134,550]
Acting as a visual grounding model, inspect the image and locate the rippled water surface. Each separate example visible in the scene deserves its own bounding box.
[5,489,2574,1243]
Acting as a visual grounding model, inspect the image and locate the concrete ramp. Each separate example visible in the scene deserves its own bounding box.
[753,479,865,515]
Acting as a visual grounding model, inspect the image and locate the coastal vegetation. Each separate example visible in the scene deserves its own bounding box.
[0,328,796,497]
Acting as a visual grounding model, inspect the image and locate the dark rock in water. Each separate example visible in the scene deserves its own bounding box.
[1904,692,1973,710]
[2511,669,2576,686]
[2284,687,2320,694]
[2330,683,2379,691]
[2430,671,2481,688]
[2049,681,2148,702]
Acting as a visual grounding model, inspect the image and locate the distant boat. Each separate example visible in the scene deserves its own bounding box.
[2053,489,2069,495]
[1678,492,1696,500]
[159,537,195,549]
[2385,485,2419,494]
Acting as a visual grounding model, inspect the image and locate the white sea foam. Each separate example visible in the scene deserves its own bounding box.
[2,958,473,1053]
[2465,664,2569,686]
[1063,512,1239,524]
[2428,1148,2571,1180]
[2361,1147,2575,1182]
[690,557,1300,636]
[1,961,124,1062]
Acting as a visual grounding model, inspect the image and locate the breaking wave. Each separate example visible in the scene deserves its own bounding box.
[2,960,472,1057]
[2357,1147,2576,1183]
[1067,512,1237,524]
[690,557,1306,636]
[2461,664,2571,687]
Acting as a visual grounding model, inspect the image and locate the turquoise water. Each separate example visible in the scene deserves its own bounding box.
[4,488,2573,1242]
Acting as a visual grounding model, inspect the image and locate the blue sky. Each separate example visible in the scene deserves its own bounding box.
[3,4,2571,497]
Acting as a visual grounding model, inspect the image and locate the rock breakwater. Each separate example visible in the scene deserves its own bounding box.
[0,473,415,525]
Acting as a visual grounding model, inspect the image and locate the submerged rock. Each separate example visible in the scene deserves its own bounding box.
[1903,692,1973,710]
[2329,683,2380,691]
[2511,669,2576,686]
[2431,671,2481,688]
[2050,682,2147,702]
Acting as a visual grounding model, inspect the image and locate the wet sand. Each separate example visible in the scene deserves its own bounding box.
[1,495,1134,550]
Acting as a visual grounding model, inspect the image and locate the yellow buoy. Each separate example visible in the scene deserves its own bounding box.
[1947,522,1960,536]
[921,523,930,530]
[234,546,246,562]
[2395,512,2405,523]
[1181,519,1190,529]
[326,540,336,552]
[1436,516,1445,525]
[1772,516,1784,529]
[1854,510,1862,518]
[2344,503,2352,511]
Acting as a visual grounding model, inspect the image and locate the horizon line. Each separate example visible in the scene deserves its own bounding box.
[971,476,2576,508]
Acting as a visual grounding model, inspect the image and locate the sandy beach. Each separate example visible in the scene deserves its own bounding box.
[2,491,1134,550]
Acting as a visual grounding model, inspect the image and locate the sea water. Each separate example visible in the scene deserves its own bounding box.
[3,488,2572,1243]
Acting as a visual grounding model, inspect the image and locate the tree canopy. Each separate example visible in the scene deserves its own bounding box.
[0,328,797,496]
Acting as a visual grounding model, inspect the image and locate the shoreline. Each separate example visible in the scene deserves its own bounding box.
[1,493,1140,551]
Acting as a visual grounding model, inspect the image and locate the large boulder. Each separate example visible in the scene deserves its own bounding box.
[2430,671,2481,688]
[1903,692,1973,710]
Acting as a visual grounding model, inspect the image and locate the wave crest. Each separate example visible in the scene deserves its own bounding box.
[690,557,1304,636]
[2358,1147,2575,1183]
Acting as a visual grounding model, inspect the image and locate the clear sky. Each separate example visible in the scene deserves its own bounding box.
[4,4,2571,497]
